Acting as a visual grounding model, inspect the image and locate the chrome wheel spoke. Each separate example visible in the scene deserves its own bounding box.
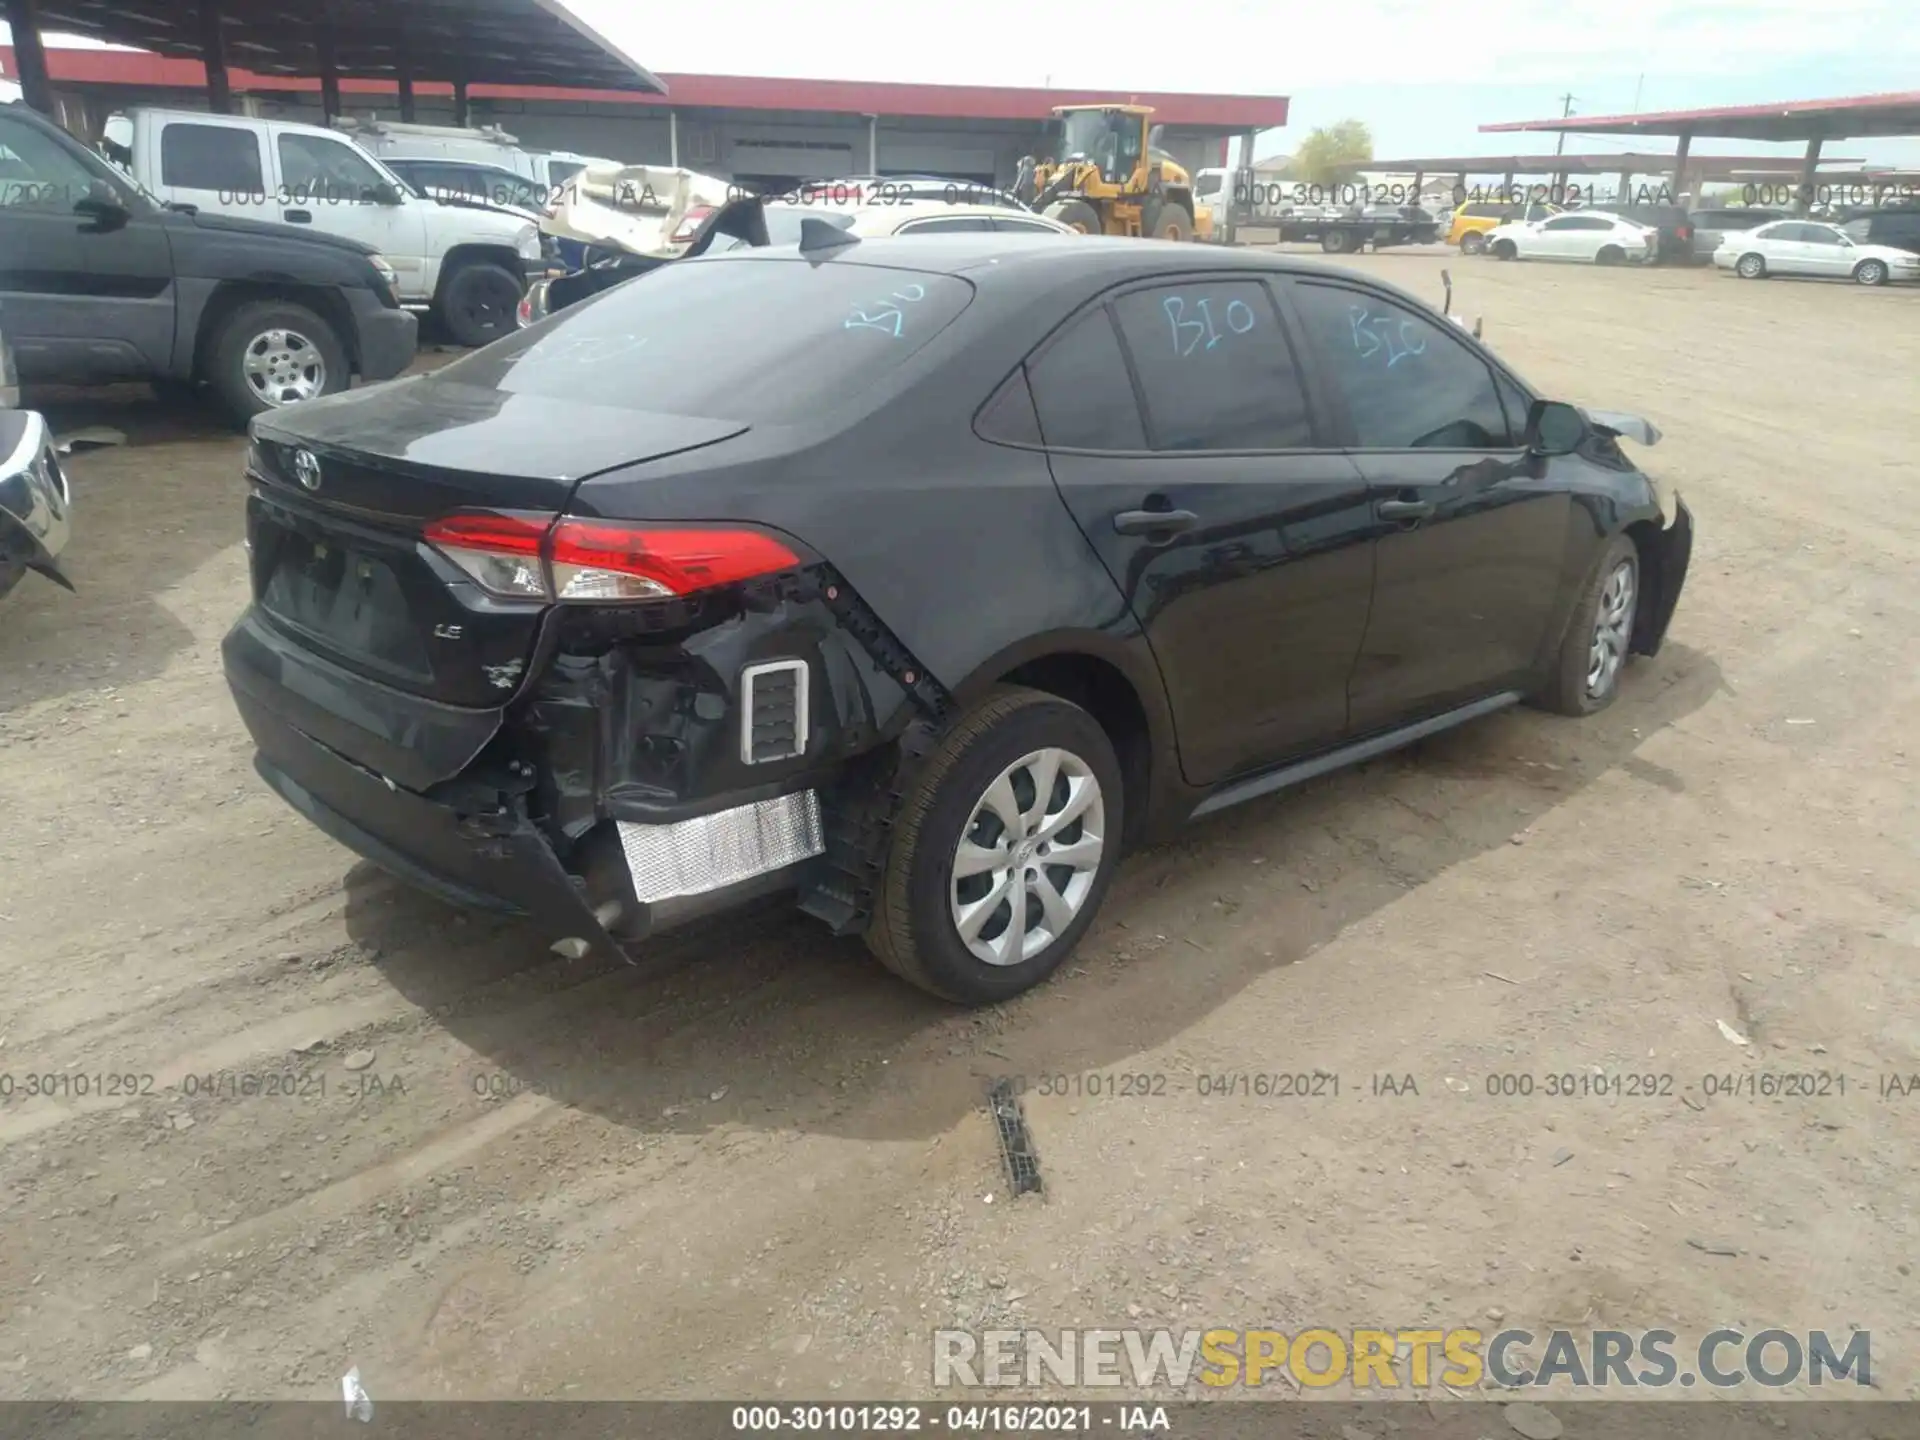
[1021,748,1062,832]
[953,839,1009,879]
[1030,869,1076,935]
[956,876,1012,944]
[994,886,1030,964]
[978,772,1024,838]
[1035,776,1098,841]
[1042,834,1103,872]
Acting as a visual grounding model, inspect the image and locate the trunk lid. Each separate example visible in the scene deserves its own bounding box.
[248,375,748,710]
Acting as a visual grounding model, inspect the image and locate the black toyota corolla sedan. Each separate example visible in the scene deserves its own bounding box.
[223,231,1693,1005]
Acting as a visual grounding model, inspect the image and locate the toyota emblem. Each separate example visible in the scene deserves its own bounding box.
[292,449,322,491]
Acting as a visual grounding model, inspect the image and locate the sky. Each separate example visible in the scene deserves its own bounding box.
[7,0,1920,169]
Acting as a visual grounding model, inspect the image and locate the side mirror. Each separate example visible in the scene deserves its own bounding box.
[74,180,131,232]
[370,182,406,206]
[1527,400,1586,457]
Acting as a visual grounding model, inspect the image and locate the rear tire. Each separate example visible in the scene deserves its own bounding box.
[204,300,348,427]
[1596,245,1625,265]
[1854,258,1890,286]
[1042,198,1102,234]
[438,261,525,348]
[1735,252,1767,279]
[1459,231,1488,256]
[865,686,1124,1006]
[1321,228,1354,254]
[1533,535,1640,717]
[1145,199,1193,242]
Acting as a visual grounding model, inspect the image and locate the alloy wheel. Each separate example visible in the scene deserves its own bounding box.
[243,329,326,407]
[1586,559,1637,699]
[949,747,1105,967]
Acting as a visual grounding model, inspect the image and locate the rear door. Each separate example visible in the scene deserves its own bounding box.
[1754,222,1810,274]
[0,108,175,384]
[1029,276,1376,784]
[1284,277,1569,732]
[145,114,273,220]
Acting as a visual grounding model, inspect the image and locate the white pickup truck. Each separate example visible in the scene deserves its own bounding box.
[109,107,543,347]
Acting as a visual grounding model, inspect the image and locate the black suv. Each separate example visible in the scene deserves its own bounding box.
[0,102,416,424]
[1840,207,1920,255]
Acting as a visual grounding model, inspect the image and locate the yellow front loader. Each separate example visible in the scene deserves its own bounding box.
[1012,104,1212,241]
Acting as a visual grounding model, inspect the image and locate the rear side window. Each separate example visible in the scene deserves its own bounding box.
[898,215,995,234]
[1291,282,1515,450]
[1110,281,1313,451]
[1028,307,1147,451]
[440,257,974,424]
[160,123,264,192]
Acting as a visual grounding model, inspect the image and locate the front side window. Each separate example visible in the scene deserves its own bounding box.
[1110,281,1313,451]
[0,112,115,211]
[1290,282,1515,450]
[277,133,392,204]
[898,215,994,234]
[1800,225,1845,246]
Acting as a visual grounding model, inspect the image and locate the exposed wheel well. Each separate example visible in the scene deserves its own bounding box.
[998,652,1153,847]
[194,282,358,379]
[1624,519,1666,653]
[435,246,527,303]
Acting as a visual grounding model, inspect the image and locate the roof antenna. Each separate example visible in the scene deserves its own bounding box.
[799,218,860,254]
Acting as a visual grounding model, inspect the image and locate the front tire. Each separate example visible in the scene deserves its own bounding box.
[1735,252,1767,279]
[1595,245,1625,265]
[1854,258,1890,286]
[205,300,348,426]
[866,687,1123,1005]
[1321,228,1354,254]
[438,261,526,348]
[1042,198,1102,235]
[1492,238,1518,260]
[1534,535,1640,717]
[1145,200,1193,242]
[1459,231,1488,256]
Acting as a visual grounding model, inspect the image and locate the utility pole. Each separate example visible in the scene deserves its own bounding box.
[1551,93,1576,198]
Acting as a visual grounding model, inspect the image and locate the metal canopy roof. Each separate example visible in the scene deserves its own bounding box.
[18,0,666,93]
[1479,91,1920,142]
[1354,152,1864,180]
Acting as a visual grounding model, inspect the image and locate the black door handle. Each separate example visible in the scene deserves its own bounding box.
[1114,508,1199,537]
[283,209,313,224]
[1375,499,1435,522]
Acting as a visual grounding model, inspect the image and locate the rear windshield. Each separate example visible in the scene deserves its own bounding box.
[439,256,973,423]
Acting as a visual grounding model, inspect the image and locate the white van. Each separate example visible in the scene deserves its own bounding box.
[117,107,543,347]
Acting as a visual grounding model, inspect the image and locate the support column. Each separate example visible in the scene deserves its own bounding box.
[1670,128,1691,204]
[1502,169,1515,204]
[1411,169,1424,205]
[868,114,879,174]
[1796,135,1823,215]
[1618,169,1631,205]
[199,0,233,114]
[317,29,340,121]
[4,0,56,116]
[397,70,416,123]
[452,79,470,128]
[668,110,679,167]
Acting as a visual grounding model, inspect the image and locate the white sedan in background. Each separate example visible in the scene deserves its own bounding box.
[1482,211,1658,265]
[1714,219,1920,286]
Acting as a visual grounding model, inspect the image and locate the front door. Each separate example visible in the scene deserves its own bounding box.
[267,127,429,300]
[1028,276,1377,785]
[1283,278,1571,732]
[0,109,175,384]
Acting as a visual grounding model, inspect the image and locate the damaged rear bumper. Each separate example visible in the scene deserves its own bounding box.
[221,600,854,956]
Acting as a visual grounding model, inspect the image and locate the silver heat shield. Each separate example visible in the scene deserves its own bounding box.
[615,791,824,905]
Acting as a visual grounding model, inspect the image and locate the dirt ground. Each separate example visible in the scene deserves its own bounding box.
[1,254,1916,1406]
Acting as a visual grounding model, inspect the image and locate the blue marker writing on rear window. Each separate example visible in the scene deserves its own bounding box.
[1348,305,1427,367]
[845,283,927,338]
[1165,294,1254,356]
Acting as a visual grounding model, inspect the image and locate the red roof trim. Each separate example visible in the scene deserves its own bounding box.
[1482,90,1920,132]
[2,46,1288,128]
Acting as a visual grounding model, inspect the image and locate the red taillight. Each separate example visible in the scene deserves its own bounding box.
[549,521,799,600]
[670,204,715,245]
[1677,225,1692,240]
[422,510,800,603]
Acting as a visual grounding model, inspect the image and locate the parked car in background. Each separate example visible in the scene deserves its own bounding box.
[1715,219,1920,285]
[1840,206,1920,255]
[332,118,616,195]
[1610,205,1697,264]
[0,406,72,601]
[787,176,1033,211]
[114,107,541,348]
[381,157,548,218]
[1484,210,1657,265]
[0,305,17,408]
[226,233,1692,1005]
[1450,200,1560,254]
[1688,206,1789,256]
[1,101,416,423]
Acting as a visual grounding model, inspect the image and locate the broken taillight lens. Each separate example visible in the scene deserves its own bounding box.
[670,204,715,245]
[423,512,801,603]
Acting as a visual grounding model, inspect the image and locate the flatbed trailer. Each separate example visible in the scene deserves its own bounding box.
[1272,212,1440,252]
